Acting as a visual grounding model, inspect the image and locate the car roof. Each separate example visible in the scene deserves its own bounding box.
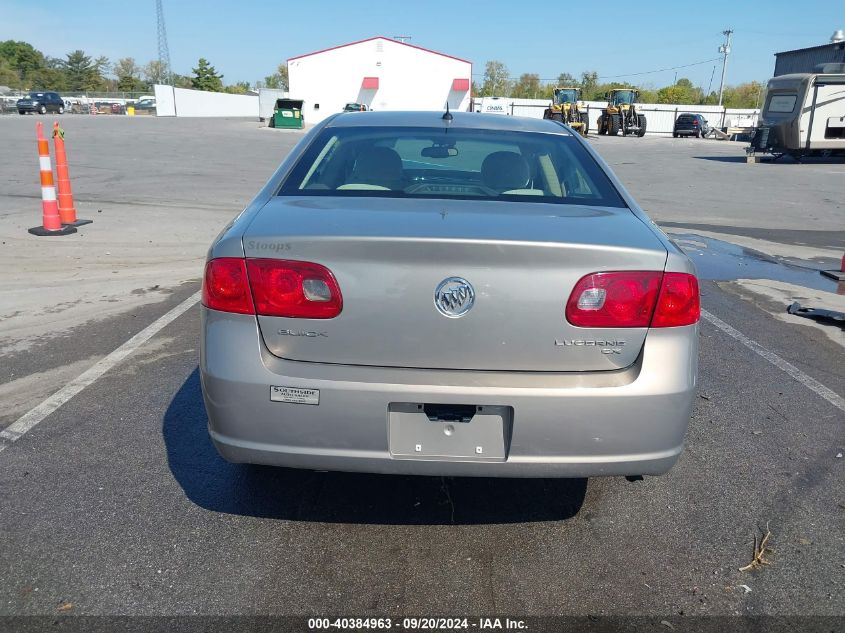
[325,110,573,134]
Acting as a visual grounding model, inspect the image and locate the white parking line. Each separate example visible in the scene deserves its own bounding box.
[0,292,201,454]
[701,309,845,414]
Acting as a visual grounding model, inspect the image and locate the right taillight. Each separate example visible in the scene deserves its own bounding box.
[651,272,700,327]
[566,271,699,328]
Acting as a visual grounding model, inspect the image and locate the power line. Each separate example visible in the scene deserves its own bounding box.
[597,57,723,79]
[470,56,723,82]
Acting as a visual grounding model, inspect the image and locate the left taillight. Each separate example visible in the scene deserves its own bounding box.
[202,258,255,314]
[246,258,343,319]
[203,258,344,318]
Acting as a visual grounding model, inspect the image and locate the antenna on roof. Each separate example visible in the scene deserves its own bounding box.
[442,101,453,121]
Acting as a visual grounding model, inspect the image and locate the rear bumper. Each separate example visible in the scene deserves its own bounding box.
[200,309,698,478]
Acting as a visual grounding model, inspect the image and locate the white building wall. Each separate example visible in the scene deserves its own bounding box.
[288,38,471,125]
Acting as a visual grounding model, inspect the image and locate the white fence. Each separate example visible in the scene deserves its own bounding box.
[258,89,289,121]
[478,98,759,134]
[154,85,258,117]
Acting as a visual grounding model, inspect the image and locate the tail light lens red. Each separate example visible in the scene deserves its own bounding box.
[651,272,700,327]
[246,259,342,318]
[566,271,699,328]
[202,258,255,315]
[202,258,343,319]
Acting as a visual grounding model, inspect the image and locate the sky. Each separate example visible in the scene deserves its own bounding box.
[1,0,841,89]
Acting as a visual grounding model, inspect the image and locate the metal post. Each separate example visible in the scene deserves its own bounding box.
[717,29,733,107]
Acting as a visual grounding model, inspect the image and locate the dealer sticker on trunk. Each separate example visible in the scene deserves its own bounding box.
[270,386,320,405]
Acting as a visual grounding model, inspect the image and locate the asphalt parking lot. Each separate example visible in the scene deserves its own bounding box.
[0,116,843,623]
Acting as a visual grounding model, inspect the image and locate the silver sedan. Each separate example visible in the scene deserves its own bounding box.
[200,111,699,478]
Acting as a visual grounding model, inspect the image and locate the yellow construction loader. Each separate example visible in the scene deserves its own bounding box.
[596,89,646,137]
[543,87,589,136]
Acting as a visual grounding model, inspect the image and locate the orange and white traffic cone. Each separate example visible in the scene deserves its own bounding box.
[28,122,76,236]
[53,122,91,227]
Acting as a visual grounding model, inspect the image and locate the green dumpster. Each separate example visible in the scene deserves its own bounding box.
[271,99,304,129]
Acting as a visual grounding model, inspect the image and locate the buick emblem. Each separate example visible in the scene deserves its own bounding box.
[434,277,475,318]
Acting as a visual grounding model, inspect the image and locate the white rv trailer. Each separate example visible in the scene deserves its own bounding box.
[750,63,845,158]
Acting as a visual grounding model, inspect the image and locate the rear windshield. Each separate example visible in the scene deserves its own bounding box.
[278,126,626,207]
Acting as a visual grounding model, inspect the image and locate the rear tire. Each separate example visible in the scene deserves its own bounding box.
[58,105,64,114]
[608,114,621,136]
[672,132,678,138]
[551,112,564,123]
[580,112,589,135]
[637,115,647,137]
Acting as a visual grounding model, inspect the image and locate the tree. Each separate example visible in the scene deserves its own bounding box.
[191,58,223,91]
[93,55,109,79]
[557,72,576,86]
[511,73,541,98]
[482,60,511,96]
[62,50,101,91]
[655,78,703,105]
[113,57,146,92]
[264,63,288,90]
[173,74,193,89]
[113,57,140,80]
[0,40,45,83]
[579,71,599,99]
[224,81,251,94]
[0,58,20,87]
[143,60,169,85]
[722,81,765,108]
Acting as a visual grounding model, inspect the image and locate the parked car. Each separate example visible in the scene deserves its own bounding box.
[133,98,156,112]
[673,113,710,138]
[17,91,65,115]
[200,111,700,479]
[343,102,369,112]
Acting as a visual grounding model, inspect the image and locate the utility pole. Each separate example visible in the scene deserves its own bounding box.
[717,29,733,106]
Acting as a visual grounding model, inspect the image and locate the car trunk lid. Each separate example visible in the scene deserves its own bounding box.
[242,197,667,372]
